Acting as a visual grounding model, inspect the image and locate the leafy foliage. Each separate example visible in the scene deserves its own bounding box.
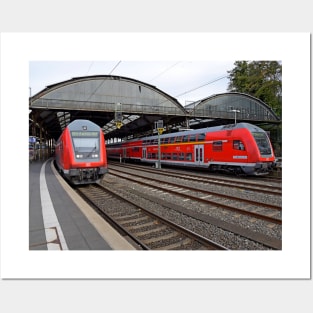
[227,61,282,118]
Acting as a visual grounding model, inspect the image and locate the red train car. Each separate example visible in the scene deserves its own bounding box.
[106,123,275,175]
[55,119,108,184]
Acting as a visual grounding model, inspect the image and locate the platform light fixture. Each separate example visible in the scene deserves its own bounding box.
[231,109,240,125]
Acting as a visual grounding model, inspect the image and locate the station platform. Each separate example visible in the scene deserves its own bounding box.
[29,158,135,250]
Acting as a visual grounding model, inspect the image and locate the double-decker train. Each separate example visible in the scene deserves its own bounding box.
[55,119,108,184]
[106,122,275,175]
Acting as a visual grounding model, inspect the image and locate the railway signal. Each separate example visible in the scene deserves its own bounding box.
[115,103,123,129]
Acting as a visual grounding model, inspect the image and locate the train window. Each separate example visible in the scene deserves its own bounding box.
[175,136,182,143]
[182,135,189,142]
[132,147,139,152]
[252,132,272,155]
[169,137,176,143]
[164,137,169,144]
[189,135,196,142]
[186,153,192,160]
[172,153,178,160]
[179,153,185,160]
[233,140,245,150]
[162,153,170,159]
[197,133,206,141]
[213,141,223,151]
[152,139,158,145]
[72,137,99,152]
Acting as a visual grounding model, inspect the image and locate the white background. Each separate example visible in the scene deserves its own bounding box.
[0,1,311,312]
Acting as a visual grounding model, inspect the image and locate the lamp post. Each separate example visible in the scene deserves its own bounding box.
[231,109,240,125]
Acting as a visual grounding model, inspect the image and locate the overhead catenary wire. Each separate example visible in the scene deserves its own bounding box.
[175,75,228,98]
[146,60,228,99]
[86,61,122,101]
[86,61,94,75]
[148,62,181,82]
[109,61,122,75]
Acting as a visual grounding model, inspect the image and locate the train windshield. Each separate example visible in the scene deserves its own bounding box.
[252,132,272,156]
[71,131,100,158]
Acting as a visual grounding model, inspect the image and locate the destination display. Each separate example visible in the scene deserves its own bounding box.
[71,131,98,137]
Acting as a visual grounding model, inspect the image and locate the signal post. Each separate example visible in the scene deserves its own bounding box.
[155,120,164,169]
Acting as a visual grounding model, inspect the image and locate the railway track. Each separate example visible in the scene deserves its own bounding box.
[108,165,282,225]
[104,163,282,250]
[110,162,282,196]
[76,183,227,250]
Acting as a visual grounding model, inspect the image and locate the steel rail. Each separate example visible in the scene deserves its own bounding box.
[77,184,227,250]
[109,169,282,225]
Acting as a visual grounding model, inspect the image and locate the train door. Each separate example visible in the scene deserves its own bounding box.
[142,147,147,160]
[194,144,204,165]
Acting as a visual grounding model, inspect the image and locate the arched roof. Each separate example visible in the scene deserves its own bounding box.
[31,75,187,114]
[30,75,188,140]
[187,92,280,122]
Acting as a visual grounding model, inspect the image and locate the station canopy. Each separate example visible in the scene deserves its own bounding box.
[29,75,188,141]
[185,92,280,128]
[29,75,280,141]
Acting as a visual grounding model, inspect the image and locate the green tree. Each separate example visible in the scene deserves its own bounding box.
[227,61,282,118]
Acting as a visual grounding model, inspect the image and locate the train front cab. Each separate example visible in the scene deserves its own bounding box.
[55,120,108,185]
[67,128,108,184]
[203,125,275,176]
[247,129,275,175]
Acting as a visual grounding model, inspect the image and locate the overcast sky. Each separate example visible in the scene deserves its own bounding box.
[29,60,236,106]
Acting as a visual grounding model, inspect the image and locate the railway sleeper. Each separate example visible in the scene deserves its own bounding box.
[135,226,168,238]
[112,212,143,221]
[126,221,157,231]
[144,232,183,246]
[153,238,194,250]
[118,215,150,224]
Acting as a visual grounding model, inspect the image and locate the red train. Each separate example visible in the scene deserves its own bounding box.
[106,122,275,175]
[55,119,108,184]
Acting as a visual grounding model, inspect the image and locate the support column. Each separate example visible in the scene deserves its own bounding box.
[39,124,43,160]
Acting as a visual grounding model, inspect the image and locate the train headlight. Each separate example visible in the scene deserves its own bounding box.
[91,154,98,158]
[76,154,83,158]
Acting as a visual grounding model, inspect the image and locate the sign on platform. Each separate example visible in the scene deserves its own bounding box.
[29,136,36,143]
[157,128,164,135]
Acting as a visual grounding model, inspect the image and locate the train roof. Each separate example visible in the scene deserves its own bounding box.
[143,122,265,140]
[108,123,266,145]
[67,119,101,131]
